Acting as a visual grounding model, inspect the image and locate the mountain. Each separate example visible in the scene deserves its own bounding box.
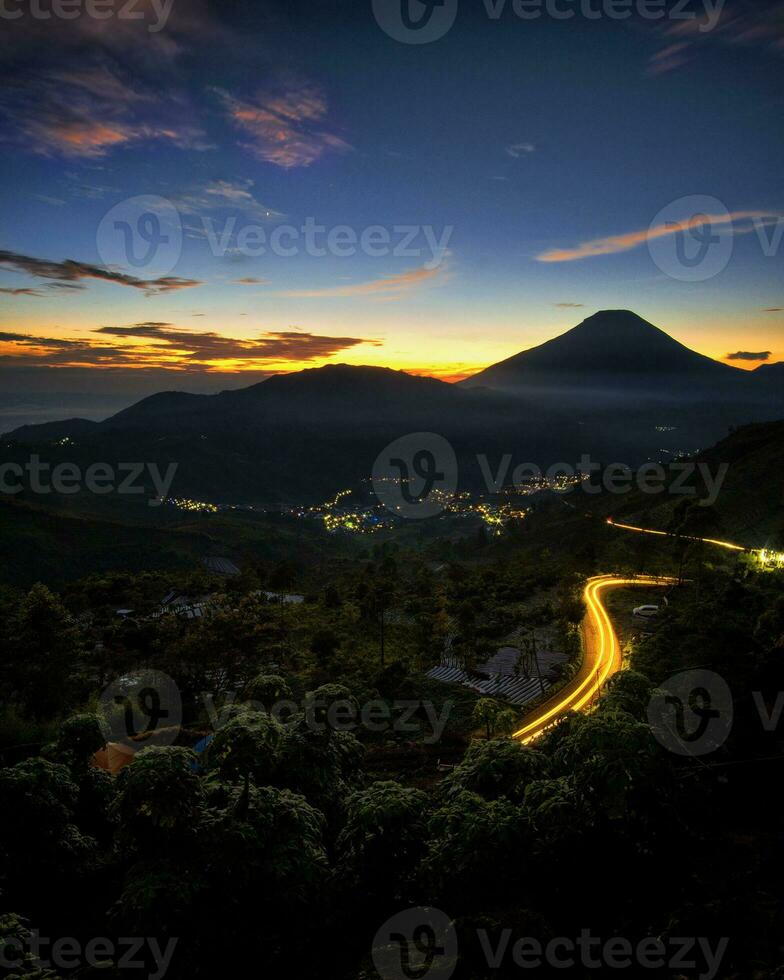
[6,316,782,508]
[754,362,784,386]
[461,310,784,459]
[4,364,583,506]
[6,417,100,443]
[462,310,747,394]
[592,420,784,549]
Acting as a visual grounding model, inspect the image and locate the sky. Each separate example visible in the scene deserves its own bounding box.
[0,0,782,413]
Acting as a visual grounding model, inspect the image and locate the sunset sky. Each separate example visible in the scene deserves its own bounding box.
[0,0,782,404]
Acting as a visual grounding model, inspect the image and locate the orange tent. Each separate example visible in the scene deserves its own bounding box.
[92,742,136,775]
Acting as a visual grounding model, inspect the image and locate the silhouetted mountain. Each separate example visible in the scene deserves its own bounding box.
[754,362,784,386]
[462,310,747,394]
[460,310,783,458]
[4,417,100,443]
[5,364,583,505]
[6,320,783,507]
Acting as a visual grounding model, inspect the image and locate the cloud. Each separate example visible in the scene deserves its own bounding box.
[93,323,381,363]
[0,324,382,372]
[279,264,448,299]
[0,331,82,348]
[0,249,202,296]
[1,63,211,158]
[507,142,535,157]
[177,178,283,224]
[647,2,784,75]
[762,307,783,312]
[647,42,692,75]
[0,286,43,296]
[537,210,784,262]
[0,280,84,296]
[233,277,269,285]
[216,80,352,169]
[554,302,585,308]
[725,350,772,362]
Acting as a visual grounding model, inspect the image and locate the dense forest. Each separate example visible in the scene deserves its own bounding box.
[1,527,783,978]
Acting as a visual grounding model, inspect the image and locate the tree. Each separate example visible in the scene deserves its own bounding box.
[112,746,205,853]
[441,737,550,804]
[310,628,340,667]
[0,912,65,979]
[3,584,83,717]
[207,708,284,812]
[244,672,293,708]
[0,759,95,885]
[472,698,503,739]
[601,670,654,720]
[162,599,279,702]
[422,790,529,904]
[51,713,106,770]
[336,781,429,901]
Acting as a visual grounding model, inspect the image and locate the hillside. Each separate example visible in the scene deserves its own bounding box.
[591,420,784,549]
[4,364,583,505]
[6,317,783,506]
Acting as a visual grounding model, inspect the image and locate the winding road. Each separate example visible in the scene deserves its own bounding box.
[512,574,677,743]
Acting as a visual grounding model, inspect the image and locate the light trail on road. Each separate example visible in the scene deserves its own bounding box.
[606,519,784,568]
[513,574,677,744]
[606,518,747,552]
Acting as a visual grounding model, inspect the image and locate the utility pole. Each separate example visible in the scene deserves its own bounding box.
[523,629,546,697]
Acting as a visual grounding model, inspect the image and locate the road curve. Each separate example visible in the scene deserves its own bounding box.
[512,574,677,744]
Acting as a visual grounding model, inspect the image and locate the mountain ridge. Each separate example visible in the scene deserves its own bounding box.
[462,310,747,390]
[5,310,782,506]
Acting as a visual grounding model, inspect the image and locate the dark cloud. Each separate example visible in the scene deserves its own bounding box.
[0,324,382,371]
[554,302,585,308]
[0,332,83,348]
[0,249,202,295]
[0,287,43,296]
[0,63,211,159]
[725,350,772,361]
[93,322,382,363]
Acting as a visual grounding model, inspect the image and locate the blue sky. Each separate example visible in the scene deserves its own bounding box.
[0,0,782,399]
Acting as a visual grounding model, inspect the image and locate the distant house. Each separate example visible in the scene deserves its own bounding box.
[203,556,241,577]
[259,590,305,605]
[155,590,207,620]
